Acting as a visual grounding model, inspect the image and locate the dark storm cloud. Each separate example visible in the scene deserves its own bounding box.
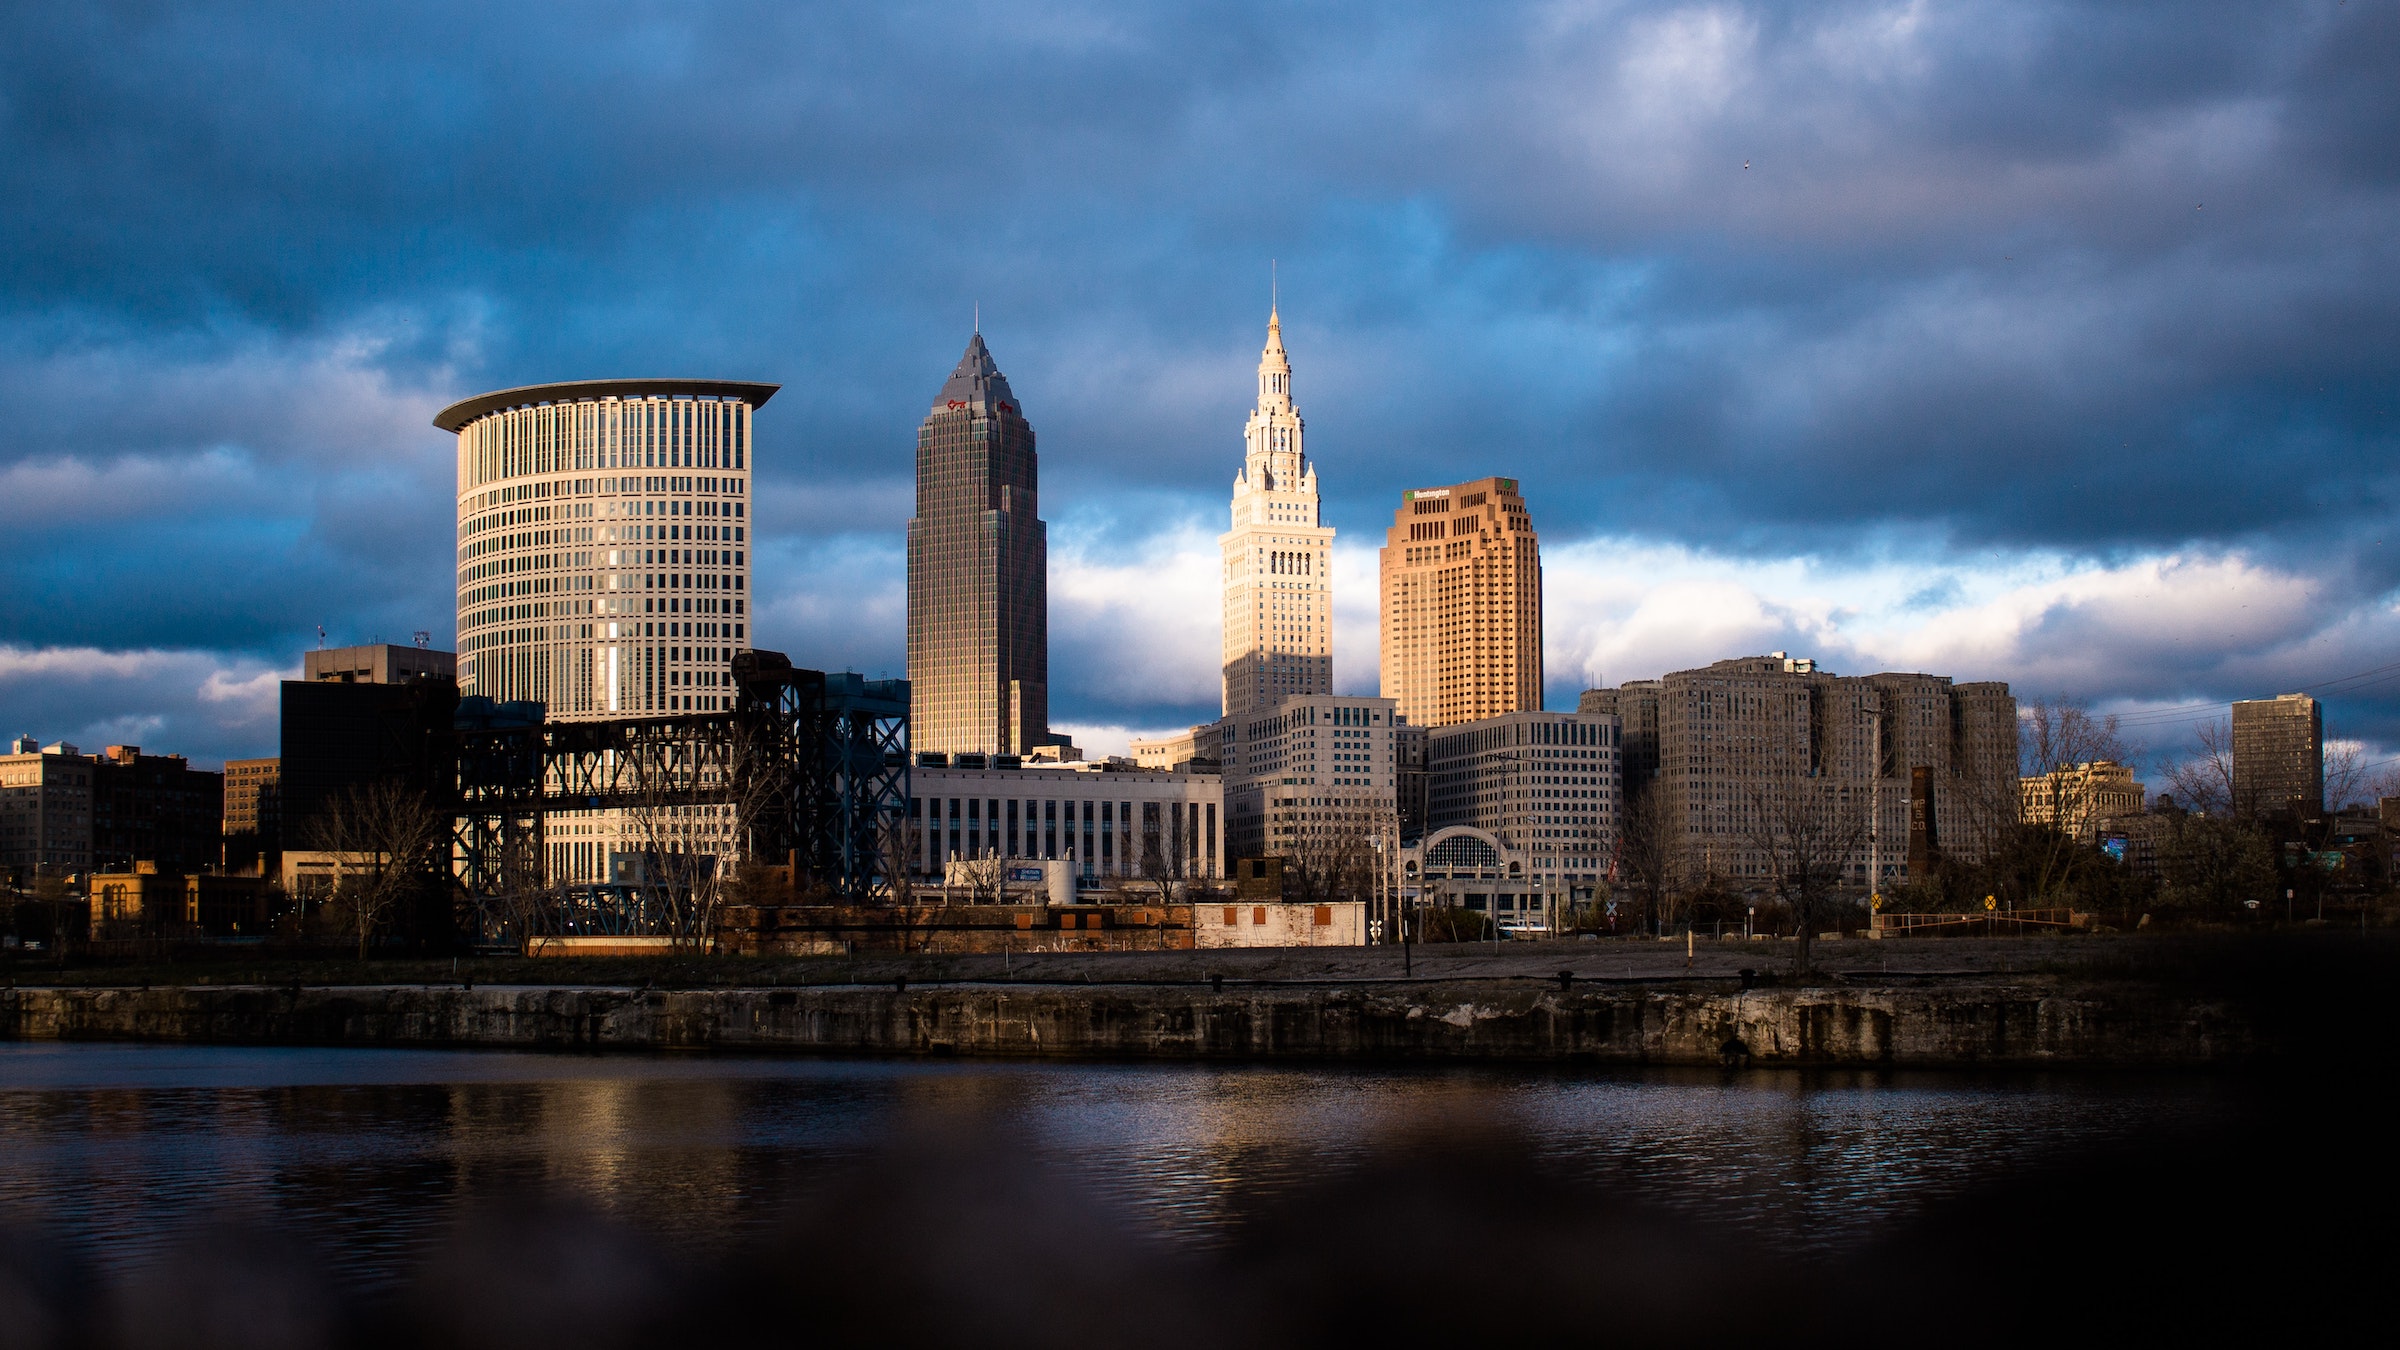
[3,0,2398,747]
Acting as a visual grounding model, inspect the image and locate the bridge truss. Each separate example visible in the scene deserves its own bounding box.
[452,651,909,944]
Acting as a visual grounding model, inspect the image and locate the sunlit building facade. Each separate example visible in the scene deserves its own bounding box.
[1221,308,1333,721]
[437,378,770,718]
[2231,693,2323,818]
[907,334,1051,756]
[435,377,775,884]
[1379,476,1542,729]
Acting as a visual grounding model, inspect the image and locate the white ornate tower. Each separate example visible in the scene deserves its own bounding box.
[1220,307,1334,720]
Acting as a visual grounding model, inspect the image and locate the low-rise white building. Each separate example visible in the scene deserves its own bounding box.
[908,758,1224,888]
[1197,898,1366,947]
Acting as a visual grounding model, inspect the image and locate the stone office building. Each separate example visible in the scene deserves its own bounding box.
[1221,694,1401,864]
[222,757,280,876]
[1578,680,1661,798]
[89,746,223,877]
[1584,654,2017,888]
[0,738,94,881]
[908,759,1224,888]
[1425,708,1621,893]
[2021,760,2147,841]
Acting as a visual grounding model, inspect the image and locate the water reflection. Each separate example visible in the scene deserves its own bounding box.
[0,1045,2224,1291]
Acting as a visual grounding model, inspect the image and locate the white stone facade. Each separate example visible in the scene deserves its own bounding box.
[1221,693,1399,862]
[1220,310,1333,722]
[909,763,1225,886]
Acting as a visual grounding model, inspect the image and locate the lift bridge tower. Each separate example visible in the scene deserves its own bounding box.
[452,650,908,944]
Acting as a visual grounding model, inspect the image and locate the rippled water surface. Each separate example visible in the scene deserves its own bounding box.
[0,1044,2228,1289]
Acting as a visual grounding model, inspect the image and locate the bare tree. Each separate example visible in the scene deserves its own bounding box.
[1138,802,1191,906]
[2163,720,2238,817]
[307,779,447,960]
[1741,778,1871,975]
[948,850,1007,905]
[1613,785,1677,932]
[2019,697,2132,778]
[623,721,785,952]
[1285,827,1371,908]
[2361,763,2400,812]
[2324,739,2368,812]
[880,815,919,907]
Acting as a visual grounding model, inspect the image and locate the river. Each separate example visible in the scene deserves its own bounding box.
[0,1042,2235,1298]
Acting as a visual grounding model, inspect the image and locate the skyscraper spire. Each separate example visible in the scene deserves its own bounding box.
[1256,304,1292,412]
[1219,304,1332,720]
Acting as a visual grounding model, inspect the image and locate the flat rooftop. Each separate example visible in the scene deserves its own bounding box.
[433,378,781,432]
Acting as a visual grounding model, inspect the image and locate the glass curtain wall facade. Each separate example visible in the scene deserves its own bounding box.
[439,379,774,718]
[437,378,777,885]
[907,334,1049,756]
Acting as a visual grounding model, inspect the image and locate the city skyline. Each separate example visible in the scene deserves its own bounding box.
[4,3,2398,776]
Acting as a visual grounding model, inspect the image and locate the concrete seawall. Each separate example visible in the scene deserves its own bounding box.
[0,977,2260,1067]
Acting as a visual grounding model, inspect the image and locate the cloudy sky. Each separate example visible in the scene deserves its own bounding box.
[3,0,2397,772]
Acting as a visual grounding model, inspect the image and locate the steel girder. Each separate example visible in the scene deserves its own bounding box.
[451,651,910,933]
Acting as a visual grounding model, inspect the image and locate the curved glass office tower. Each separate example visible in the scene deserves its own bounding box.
[436,377,776,718]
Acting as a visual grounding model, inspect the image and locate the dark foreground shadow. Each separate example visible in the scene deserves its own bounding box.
[2,1073,2384,1350]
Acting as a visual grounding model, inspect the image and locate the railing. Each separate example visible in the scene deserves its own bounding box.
[1872,908,2086,935]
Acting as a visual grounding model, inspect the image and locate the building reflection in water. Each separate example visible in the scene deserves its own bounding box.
[0,1046,2227,1290]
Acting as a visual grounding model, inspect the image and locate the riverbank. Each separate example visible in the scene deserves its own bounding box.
[5,933,2382,1068]
[0,973,2270,1067]
[0,929,2303,989]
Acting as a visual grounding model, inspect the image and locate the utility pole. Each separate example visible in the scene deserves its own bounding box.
[1869,705,1882,895]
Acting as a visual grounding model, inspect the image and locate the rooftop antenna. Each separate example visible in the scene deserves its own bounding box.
[974,301,979,335]
[316,624,326,649]
[1272,259,1278,313]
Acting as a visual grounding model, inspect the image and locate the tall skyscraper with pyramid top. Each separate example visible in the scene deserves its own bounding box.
[907,332,1050,755]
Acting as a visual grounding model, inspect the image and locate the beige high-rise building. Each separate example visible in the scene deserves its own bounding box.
[1590,654,2018,887]
[1221,308,1332,722]
[1378,476,1542,728]
[2021,761,2146,840]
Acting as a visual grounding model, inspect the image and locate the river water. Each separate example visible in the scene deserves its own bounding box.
[0,1044,2230,1294]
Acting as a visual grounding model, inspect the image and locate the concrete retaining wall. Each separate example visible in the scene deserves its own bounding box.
[0,977,2257,1067]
